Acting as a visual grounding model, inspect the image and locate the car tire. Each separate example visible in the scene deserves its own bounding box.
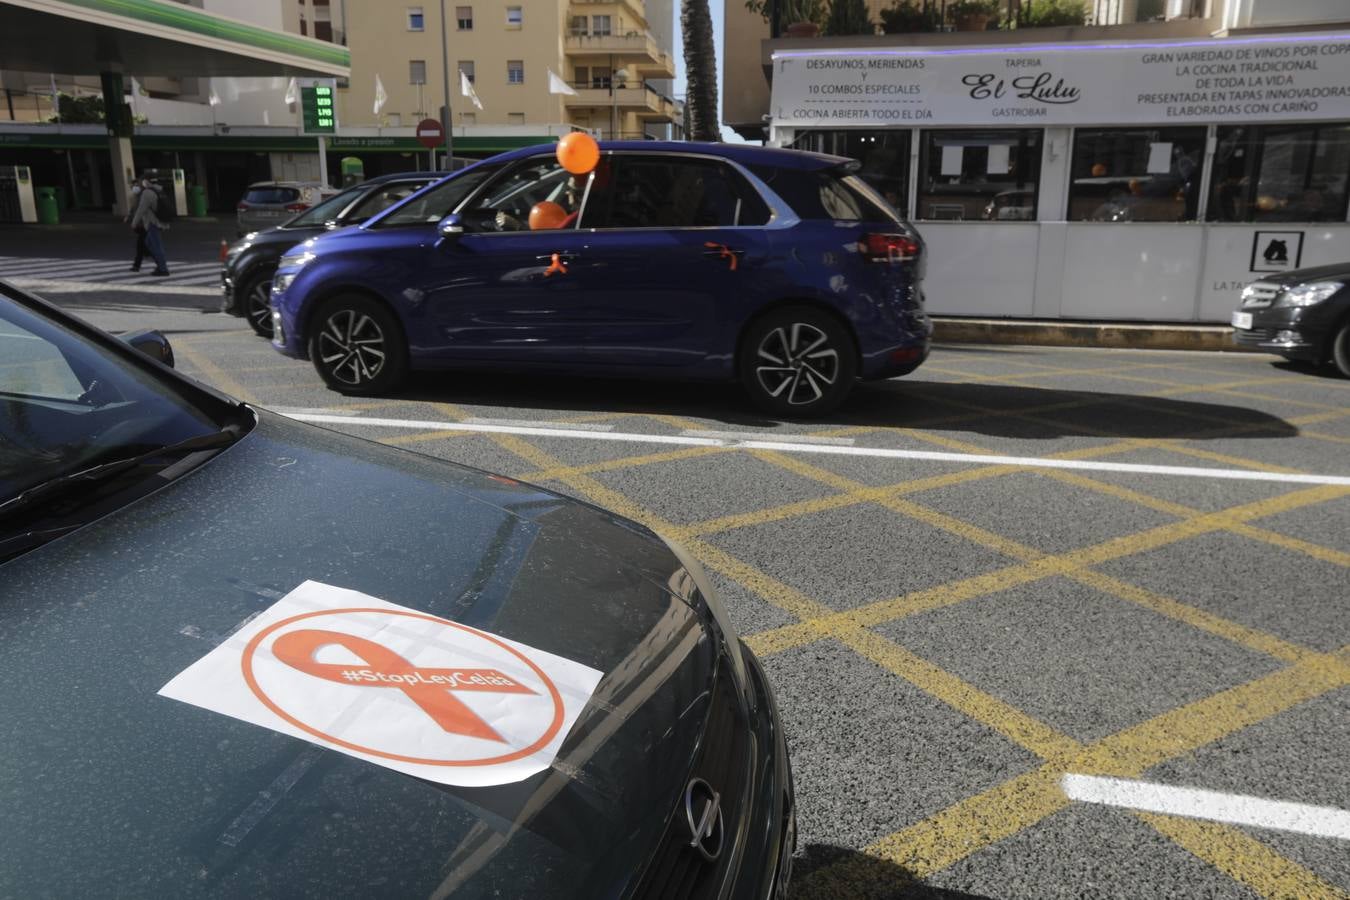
[739,306,857,417]
[307,294,408,395]
[1332,318,1350,378]
[238,271,275,338]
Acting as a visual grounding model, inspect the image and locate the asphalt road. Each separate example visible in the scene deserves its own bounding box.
[7,233,1350,900]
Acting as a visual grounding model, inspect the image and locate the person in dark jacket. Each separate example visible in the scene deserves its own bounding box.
[130,176,170,276]
[122,184,150,272]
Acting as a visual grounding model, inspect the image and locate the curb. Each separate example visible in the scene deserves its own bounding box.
[931,318,1254,353]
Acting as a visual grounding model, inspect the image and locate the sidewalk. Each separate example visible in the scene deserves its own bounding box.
[0,211,234,263]
[932,317,1251,353]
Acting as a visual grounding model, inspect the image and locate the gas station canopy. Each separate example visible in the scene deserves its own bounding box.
[0,0,349,78]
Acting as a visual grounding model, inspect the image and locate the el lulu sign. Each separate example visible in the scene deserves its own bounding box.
[771,32,1350,128]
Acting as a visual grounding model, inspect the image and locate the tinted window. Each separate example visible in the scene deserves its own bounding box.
[243,187,301,205]
[749,165,895,223]
[345,181,435,222]
[1208,124,1350,223]
[916,130,1042,221]
[583,157,762,228]
[1070,127,1205,222]
[285,186,364,227]
[371,165,503,227]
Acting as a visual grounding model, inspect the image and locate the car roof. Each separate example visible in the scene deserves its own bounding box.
[494,140,850,172]
[358,171,441,185]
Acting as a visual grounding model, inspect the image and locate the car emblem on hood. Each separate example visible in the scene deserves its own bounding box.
[685,778,724,861]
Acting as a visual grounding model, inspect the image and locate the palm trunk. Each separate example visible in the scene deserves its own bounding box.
[681,0,720,142]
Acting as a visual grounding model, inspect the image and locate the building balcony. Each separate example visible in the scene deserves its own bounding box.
[568,0,648,28]
[564,32,676,78]
[563,81,679,122]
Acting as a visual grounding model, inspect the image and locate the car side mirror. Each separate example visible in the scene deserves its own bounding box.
[438,213,465,239]
[119,329,175,368]
[324,218,340,230]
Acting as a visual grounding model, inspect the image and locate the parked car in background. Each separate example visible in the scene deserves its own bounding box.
[223,173,439,337]
[269,141,931,416]
[0,278,796,899]
[235,181,336,236]
[1232,262,1350,376]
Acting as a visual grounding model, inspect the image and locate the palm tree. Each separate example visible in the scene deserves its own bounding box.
[681,0,720,141]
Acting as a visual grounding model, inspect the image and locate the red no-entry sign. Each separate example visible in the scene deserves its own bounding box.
[416,118,444,149]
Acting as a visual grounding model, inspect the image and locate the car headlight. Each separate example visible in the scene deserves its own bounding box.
[278,249,316,270]
[1281,281,1342,307]
[272,272,297,293]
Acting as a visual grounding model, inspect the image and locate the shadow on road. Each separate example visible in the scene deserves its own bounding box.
[388,371,1297,441]
[789,844,993,900]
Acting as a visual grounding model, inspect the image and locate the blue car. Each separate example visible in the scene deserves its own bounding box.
[270,141,930,416]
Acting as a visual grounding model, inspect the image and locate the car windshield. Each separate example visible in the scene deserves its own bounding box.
[0,289,238,511]
[283,186,362,227]
[371,164,503,227]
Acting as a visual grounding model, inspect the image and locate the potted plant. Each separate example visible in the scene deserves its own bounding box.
[825,0,875,36]
[879,0,939,34]
[745,0,827,37]
[948,0,999,31]
[1019,0,1088,27]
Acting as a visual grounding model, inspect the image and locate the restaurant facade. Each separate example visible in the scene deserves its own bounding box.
[761,27,1350,323]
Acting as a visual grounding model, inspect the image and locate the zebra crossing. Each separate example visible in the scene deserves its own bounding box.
[0,255,221,293]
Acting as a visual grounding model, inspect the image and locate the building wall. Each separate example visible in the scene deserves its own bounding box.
[339,1,569,128]
[722,0,770,138]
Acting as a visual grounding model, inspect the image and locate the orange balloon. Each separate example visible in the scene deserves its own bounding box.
[529,200,568,231]
[556,132,600,175]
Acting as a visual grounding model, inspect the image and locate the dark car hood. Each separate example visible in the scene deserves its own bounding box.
[240,223,326,248]
[0,411,716,899]
[1256,261,1350,286]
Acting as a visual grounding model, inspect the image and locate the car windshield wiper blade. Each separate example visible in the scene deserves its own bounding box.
[0,424,243,521]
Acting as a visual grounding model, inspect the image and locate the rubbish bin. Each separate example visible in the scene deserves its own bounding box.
[187,184,208,218]
[36,186,59,225]
[54,185,67,210]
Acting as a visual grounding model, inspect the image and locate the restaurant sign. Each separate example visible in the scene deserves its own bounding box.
[771,32,1350,128]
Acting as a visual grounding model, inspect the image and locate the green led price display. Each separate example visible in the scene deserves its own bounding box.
[301,84,337,135]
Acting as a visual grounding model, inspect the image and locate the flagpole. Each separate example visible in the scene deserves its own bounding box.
[439,0,454,170]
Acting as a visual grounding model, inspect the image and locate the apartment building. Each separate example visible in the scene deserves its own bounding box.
[338,0,679,138]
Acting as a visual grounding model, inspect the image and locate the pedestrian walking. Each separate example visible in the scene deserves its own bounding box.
[130,175,170,277]
[122,183,150,271]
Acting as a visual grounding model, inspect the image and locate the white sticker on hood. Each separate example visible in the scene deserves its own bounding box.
[159,580,604,787]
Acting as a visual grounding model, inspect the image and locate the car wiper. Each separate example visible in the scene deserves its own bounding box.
[0,424,243,522]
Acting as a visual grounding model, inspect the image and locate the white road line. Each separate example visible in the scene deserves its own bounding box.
[280,412,1350,486]
[465,416,613,432]
[681,428,855,446]
[1062,774,1350,841]
[8,277,218,297]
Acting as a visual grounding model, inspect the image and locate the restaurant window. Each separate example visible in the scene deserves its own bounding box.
[794,130,910,216]
[456,5,473,29]
[1208,124,1350,223]
[1069,127,1206,222]
[917,130,1042,221]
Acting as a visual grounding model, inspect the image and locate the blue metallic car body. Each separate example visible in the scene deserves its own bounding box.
[270,141,930,383]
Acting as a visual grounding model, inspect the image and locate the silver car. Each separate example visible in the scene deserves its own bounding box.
[235,181,334,235]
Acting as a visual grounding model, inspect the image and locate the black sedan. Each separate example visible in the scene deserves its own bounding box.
[0,280,795,899]
[222,173,438,337]
[1232,262,1350,376]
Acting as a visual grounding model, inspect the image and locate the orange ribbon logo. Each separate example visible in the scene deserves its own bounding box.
[704,242,739,271]
[272,628,535,743]
[543,252,568,277]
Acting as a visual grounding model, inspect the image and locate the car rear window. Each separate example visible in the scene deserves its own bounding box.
[749,165,897,223]
[244,187,301,205]
[581,157,770,228]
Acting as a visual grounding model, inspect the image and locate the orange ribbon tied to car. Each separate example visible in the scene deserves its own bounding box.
[271,628,536,743]
[543,252,568,277]
[704,242,739,271]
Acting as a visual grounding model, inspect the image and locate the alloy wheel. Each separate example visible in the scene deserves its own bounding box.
[247,281,273,335]
[316,309,387,386]
[754,323,840,407]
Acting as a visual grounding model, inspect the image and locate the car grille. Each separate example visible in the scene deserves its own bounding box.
[1234,327,1278,344]
[631,666,749,900]
[1242,282,1282,308]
